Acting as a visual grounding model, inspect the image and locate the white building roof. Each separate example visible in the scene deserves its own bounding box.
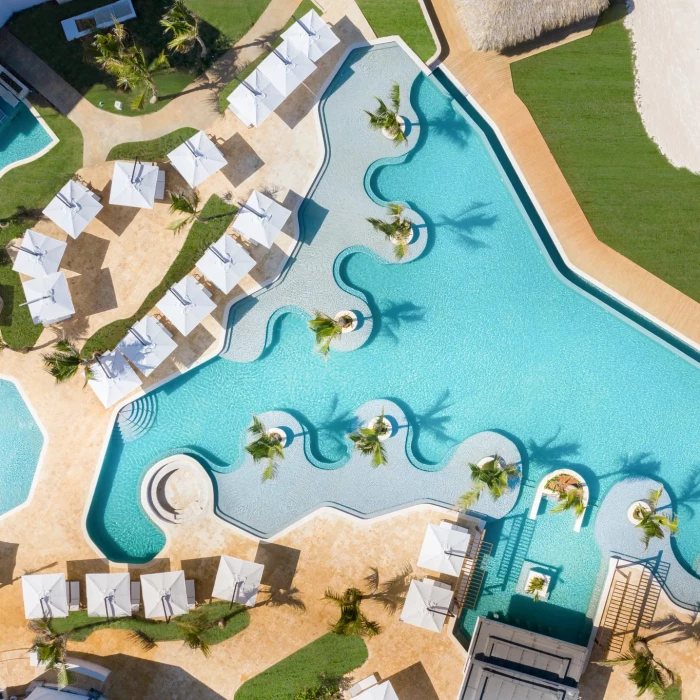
[109,160,159,209]
[232,190,291,248]
[87,349,142,408]
[12,229,67,278]
[196,233,255,293]
[167,130,227,188]
[258,39,316,97]
[116,315,177,377]
[227,69,285,127]
[417,522,471,576]
[282,9,340,63]
[155,275,216,336]
[85,572,131,618]
[21,271,74,325]
[399,578,453,632]
[22,573,68,619]
[140,570,189,619]
[212,555,265,607]
[42,179,103,239]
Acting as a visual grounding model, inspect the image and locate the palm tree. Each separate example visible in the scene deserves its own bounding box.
[129,628,157,651]
[550,486,586,517]
[308,311,354,356]
[246,414,285,481]
[635,487,679,550]
[43,340,94,385]
[366,203,413,259]
[168,190,203,233]
[29,620,72,690]
[458,456,519,510]
[525,575,547,602]
[323,587,381,638]
[365,82,406,145]
[160,0,207,58]
[177,610,212,657]
[596,636,679,698]
[348,410,389,468]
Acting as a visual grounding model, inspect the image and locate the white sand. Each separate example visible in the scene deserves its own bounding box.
[625,0,700,173]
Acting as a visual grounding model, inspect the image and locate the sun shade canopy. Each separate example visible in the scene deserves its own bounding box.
[232,190,291,248]
[196,233,255,293]
[21,271,74,325]
[258,39,316,97]
[87,349,142,408]
[109,160,160,209]
[22,573,68,619]
[417,522,471,576]
[212,555,265,607]
[42,179,103,239]
[117,315,177,377]
[85,572,131,617]
[226,69,285,127]
[140,570,189,619]
[282,9,340,62]
[399,578,453,632]
[355,681,400,700]
[155,275,216,336]
[167,130,227,188]
[12,229,66,278]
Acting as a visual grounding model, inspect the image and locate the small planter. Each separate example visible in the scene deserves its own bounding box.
[335,310,358,333]
[525,570,551,601]
[382,116,406,140]
[267,428,291,448]
[366,416,393,441]
[628,499,652,525]
[477,455,502,469]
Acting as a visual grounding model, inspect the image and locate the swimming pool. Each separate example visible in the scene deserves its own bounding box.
[0,97,54,178]
[0,378,45,517]
[87,43,700,644]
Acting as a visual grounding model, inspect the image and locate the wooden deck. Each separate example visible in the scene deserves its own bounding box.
[429,0,700,347]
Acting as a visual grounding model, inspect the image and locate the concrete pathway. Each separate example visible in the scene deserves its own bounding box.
[0,0,300,166]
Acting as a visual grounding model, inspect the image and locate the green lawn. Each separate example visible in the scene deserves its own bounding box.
[50,602,249,644]
[80,195,237,358]
[0,100,84,349]
[106,127,198,161]
[218,0,319,113]
[8,0,272,117]
[235,633,367,700]
[511,1,700,303]
[355,0,436,62]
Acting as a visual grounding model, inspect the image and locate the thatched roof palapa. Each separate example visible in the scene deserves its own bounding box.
[455,0,610,52]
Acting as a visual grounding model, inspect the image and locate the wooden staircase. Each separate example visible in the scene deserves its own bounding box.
[454,534,493,611]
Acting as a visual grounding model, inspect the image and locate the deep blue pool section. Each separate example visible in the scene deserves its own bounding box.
[0,97,52,175]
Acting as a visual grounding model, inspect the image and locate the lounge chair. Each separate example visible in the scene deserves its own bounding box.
[130,581,141,612]
[185,579,196,609]
[66,580,80,611]
[155,169,166,200]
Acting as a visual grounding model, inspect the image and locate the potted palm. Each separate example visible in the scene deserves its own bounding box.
[546,474,587,517]
[458,455,519,510]
[348,410,391,468]
[628,487,679,550]
[246,415,286,482]
[43,340,95,386]
[308,310,357,356]
[323,587,381,637]
[367,203,414,260]
[524,572,549,602]
[365,83,406,145]
[29,620,72,689]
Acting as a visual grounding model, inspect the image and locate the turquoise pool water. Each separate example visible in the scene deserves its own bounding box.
[0,97,52,175]
[0,378,44,516]
[87,45,700,646]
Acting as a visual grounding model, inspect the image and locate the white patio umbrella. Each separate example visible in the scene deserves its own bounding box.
[227,69,285,128]
[87,349,142,408]
[21,271,74,325]
[141,571,189,620]
[109,160,160,209]
[116,315,177,377]
[85,572,131,618]
[355,682,400,700]
[212,555,265,607]
[417,523,471,576]
[155,276,216,337]
[399,579,453,633]
[196,233,255,293]
[42,179,103,239]
[258,39,316,97]
[11,229,67,278]
[282,9,340,63]
[22,573,68,619]
[167,131,227,188]
[232,190,291,248]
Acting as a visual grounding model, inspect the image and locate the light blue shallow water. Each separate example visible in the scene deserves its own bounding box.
[0,379,44,515]
[0,98,52,174]
[87,45,700,645]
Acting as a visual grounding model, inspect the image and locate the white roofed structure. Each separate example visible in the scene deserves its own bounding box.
[354,681,400,700]
[12,229,66,278]
[196,233,255,293]
[399,578,453,632]
[233,190,291,248]
[212,555,265,607]
[141,570,189,620]
[282,9,340,62]
[87,349,142,408]
[227,69,285,127]
[116,315,177,377]
[167,130,227,188]
[42,179,103,239]
[21,272,74,325]
[86,572,132,618]
[258,39,316,97]
[109,160,160,209]
[22,573,68,619]
[417,521,471,576]
[155,276,216,336]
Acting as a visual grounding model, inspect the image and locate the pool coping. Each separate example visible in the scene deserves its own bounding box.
[0,96,59,180]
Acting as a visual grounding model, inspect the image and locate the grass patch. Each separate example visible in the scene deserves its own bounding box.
[106,127,198,161]
[8,0,271,116]
[0,99,84,349]
[80,194,237,358]
[355,0,436,62]
[511,1,700,303]
[218,0,319,113]
[235,633,367,700]
[50,601,249,644]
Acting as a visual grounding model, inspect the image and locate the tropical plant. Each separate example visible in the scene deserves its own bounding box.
[634,487,679,550]
[458,456,519,510]
[366,203,413,259]
[294,676,342,699]
[596,636,680,698]
[525,575,547,602]
[129,628,157,651]
[168,190,203,233]
[546,475,587,517]
[42,340,94,385]
[348,410,389,468]
[160,0,207,58]
[365,82,406,145]
[29,620,72,690]
[308,311,354,356]
[322,587,381,638]
[177,609,212,657]
[93,21,170,109]
[246,414,285,481]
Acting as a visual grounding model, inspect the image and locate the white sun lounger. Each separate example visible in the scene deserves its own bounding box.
[130,580,141,612]
[66,580,80,611]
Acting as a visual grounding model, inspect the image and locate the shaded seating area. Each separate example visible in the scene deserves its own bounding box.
[399,578,453,633]
[227,70,285,128]
[109,160,161,209]
[212,555,264,607]
[282,9,341,63]
[140,571,194,620]
[233,190,291,248]
[21,272,74,326]
[167,131,227,188]
[87,350,142,409]
[21,573,69,619]
[11,229,66,279]
[116,316,177,377]
[86,572,132,618]
[417,521,471,576]
[42,179,103,240]
[195,233,255,294]
[155,276,216,337]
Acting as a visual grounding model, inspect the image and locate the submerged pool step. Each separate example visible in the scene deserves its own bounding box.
[116,394,157,442]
